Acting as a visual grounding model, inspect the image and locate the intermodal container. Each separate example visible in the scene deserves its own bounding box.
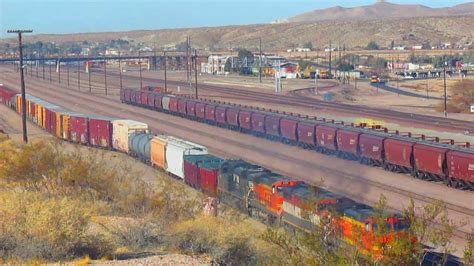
[195,102,206,119]
[264,115,281,137]
[205,104,216,122]
[384,138,414,168]
[129,132,153,161]
[89,116,114,148]
[413,143,448,176]
[336,129,361,154]
[315,125,337,151]
[186,100,197,118]
[226,107,239,127]
[359,134,385,160]
[297,122,316,145]
[280,118,298,141]
[447,150,474,183]
[238,110,252,130]
[112,120,149,153]
[70,116,89,144]
[178,98,187,115]
[251,112,265,134]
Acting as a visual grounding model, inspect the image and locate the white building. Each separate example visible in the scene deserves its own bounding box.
[105,49,119,56]
[393,45,406,50]
[201,55,229,75]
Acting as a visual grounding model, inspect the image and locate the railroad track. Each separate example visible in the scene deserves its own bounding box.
[101,70,474,133]
[2,73,472,246]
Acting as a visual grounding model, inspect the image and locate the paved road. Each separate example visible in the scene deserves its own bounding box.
[371,82,442,100]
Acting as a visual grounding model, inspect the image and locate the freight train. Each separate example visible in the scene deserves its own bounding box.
[0,85,416,261]
[119,88,474,191]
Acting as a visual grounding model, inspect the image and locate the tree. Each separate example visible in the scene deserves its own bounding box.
[298,60,313,70]
[422,42,432,50]
[303,42,313,50]
[366,41,380,50]
[237,48,253,61]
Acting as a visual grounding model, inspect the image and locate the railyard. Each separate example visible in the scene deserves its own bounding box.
[0,64,472,257]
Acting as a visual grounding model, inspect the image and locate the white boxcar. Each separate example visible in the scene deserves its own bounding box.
[112,119,149,153]
[165,137,208,179]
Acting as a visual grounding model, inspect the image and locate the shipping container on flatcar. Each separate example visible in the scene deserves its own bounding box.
[315,124,338,154]
[446,148,474,190]
[165,136,209,179]
[413,143,449,181]
[112,120,149,153]
[336,128,362,160]
[358,133,385,166]
[384,138,415,173]
[296,122,317,149]
[88,115,115,148]
[129,132,153,162]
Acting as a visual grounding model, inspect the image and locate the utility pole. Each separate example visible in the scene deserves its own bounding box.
[88,61,92,93]
[164,51,168,92]
[104,59,108,96]
[186,36,189,81]
[77,60,81,91]
[42,57,45,80]
[329,40,332,78]
[194,49,198,99]
[118,52,123,91]
[139,51,143,89]
[67,59,70,87]
[259,37,262,83]
[49,55,52,82]
[443,56,448,117]
[7,29,32,143]
[57,58,61,84]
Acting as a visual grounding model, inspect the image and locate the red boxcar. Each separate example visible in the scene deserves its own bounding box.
[251,112,265,134]
[238,110,252,130]
[205,104,216,122]
[215,106,227,125]
[384,138,414,169]
[154,94,163,110]
[336,129,361,154]
[280,118,298,141]
[264,115,281,137]
[226,107,240,128]
[359,134,385,161]
[413,143,448,176]
[186,100,197,118]
[89,116,113,148]
[315,125,337,151]
[183,159,200,188]
[446,150,474,187]
[70,116,89,144]
[199,161,222,197]
[178,98,187,115]
[297,122,316,146]
[195,102,206,119]
[169,97,179,113]
[0,87,17,106]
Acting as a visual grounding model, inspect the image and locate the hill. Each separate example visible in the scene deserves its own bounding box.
[4,15,472,51]
[287,1,474,22]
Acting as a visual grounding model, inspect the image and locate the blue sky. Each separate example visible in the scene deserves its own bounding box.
[0,0,472,38]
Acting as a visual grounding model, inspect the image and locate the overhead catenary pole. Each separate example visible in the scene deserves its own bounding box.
[88,61,92,93]
[139,51,143,89]
[77,60,81,91]
[164,51,167,92]
[7,29,32,143]
[67,58,70,87]
[104,59,108,95]
[49,55,52,82]
[194,49,198,99]
[57,57,61,84]
[118,52,123,91]
[42,57,45,80]
[443,56,448,117]
[259,37,262,83]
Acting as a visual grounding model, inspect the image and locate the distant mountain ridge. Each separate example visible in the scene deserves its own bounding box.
[287,1,474,22]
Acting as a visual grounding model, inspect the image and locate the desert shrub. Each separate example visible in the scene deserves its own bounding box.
[170,215,259,265]
[436,79,474,114]
[100,218,163,250]
[0,190,113,261]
